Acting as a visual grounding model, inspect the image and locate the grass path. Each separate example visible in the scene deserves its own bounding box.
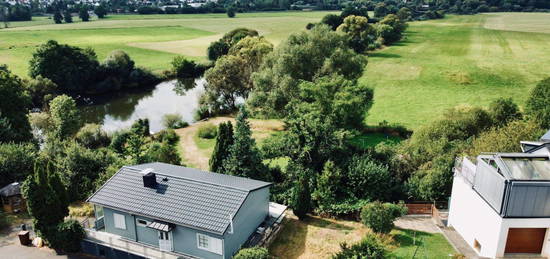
[174,117,283,170]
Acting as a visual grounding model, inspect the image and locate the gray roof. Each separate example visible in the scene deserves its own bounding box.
[87,163,271,235]
[542,130,550,141]
[0,182,21,197]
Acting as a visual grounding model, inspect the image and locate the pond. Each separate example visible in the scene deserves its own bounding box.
[80,78,204,133]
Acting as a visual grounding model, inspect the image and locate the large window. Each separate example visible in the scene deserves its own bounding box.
[95,205,104,219]
[113,213,126,229]
[196,233,222,255]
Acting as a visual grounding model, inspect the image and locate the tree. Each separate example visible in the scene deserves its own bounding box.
[397,7,412,21]
[21,162,69,242]
[1,6,9,28]
[526,77,550,128]
[0,143,37,188]
[378,14,407,44]
[222,107,266,180]
[75,123,110,149]
[79,6,89,22]
[209,121,233,173]
[53,10,62,24]
[337,15,376,53]
[360,202,407,233]
[312,160,342,212]
[49,95,82,139]
[248,25,367,118]
[94,4,107,18]
[206,28,259,61]
[29,40,99,93]
[207,40,230,61]
[49,220,85,252]
[63,9,72,23]
[24,75,58,109]
[0,68,33,143]
[171,56,202,78]
[321,14,343,30]
[145,141,182,165]
[374,3,389,17]
[488,97,522,126]
[203,36,273,113]
[291,163,311,220]
[346,155,392,201]
[226,6,236,18]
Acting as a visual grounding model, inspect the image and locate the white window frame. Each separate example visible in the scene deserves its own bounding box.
[196,233,223,255]
[113,213,126,230]
[136,218,150,227]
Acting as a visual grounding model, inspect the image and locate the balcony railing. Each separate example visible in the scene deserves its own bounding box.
[454,157,476,185]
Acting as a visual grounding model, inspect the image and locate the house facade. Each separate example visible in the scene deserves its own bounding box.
[449,130,550,258]
[83,162,281,259]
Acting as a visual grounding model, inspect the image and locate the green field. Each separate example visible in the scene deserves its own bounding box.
[363,13,550,129]
[0,11,336,76]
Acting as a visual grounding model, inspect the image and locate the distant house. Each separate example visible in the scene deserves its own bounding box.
[449,130,550,258]
[0,182,26,213]
[82,162,286,259]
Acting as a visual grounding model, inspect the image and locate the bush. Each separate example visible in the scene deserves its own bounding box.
[171,56,203,78]
[156,129,180,145]
[526,77,550,128]
[233,247,269,259]
[68,202,94,217]
[162,113,188,129]
[75,123,110,149]
[49,220,85,253]
[488,98,522,126]
[194,105,211,121]
[360,201,407,233]
[332,232,388,259]
[197,123,217,139]
[227,7,236,18]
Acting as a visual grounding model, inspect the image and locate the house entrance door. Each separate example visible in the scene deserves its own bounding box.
[158,231,173,252]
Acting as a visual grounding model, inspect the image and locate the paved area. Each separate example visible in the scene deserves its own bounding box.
[0,236,95,259]
[440,226,485,259]
[394,215,440,234]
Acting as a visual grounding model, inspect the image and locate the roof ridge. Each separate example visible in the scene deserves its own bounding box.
[125,166,255,193]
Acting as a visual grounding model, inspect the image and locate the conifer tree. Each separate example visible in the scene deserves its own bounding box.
[53,10,63,24]
[63,10,72,23]
[209,121,233,173]
[291,163,311,220]
[21,161,69,241]
[222,106,267,180]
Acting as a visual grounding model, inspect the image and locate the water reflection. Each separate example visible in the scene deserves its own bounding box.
[80,78,205,133]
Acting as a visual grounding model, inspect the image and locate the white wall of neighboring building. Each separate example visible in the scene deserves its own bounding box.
[448,174,503,258]
[449,174,550,258]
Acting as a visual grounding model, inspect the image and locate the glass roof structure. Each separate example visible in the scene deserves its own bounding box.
[500,157,550,180]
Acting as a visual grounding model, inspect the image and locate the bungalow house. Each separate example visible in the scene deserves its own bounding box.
[449,130,550,258]
[0,182,26,213]
[82,162,286,259]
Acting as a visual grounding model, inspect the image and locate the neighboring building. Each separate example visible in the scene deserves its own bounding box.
[83,162,286,259]
[0,182,26,213]
[449,130,550,258]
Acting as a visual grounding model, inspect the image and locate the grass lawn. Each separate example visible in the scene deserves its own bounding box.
[0,11,336,77]
[389,229,457,258]
[363,12,550,130]
[350,133,402,149]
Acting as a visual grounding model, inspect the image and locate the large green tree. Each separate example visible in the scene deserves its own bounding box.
[0,142,37,187]
[0,68,32,143]
[337,15,376,53]
[248,25,367,118]
[209,121,234,173]
[222,107,267,180]
[29,40,99,93]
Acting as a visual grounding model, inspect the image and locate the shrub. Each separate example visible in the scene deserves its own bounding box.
[162,113,188,129]
[360,201,407,233]
[49,220,85,252]
[226,7,236,18]
[156,129,180,145]
[332,232,388,259]
[526,77,550,128]
[488,98,522,126]
[75,123,110,149]
[233,247,269,259]
[171,56,202,78]
[68,202,94,217]
[197,123,217,139]
[194,105,211,121]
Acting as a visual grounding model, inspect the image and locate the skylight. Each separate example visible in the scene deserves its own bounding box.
[501,157,550,180]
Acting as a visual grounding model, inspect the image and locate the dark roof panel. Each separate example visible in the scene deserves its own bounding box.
[87,163,271,234]
[0,182,21,197]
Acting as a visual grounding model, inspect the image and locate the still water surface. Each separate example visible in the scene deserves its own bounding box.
[80,79,204,133]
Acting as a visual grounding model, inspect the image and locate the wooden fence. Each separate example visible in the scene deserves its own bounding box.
[405,203,433,215]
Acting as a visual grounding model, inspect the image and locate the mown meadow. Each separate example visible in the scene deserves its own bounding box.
[363,13,550,129]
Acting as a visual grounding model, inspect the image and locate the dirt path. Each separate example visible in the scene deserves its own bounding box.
[174,116,283,170]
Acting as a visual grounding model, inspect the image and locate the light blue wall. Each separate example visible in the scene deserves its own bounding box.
[135,215,158,246]
[103,207,136,240]
[100,186,269,259]
[223,187,270,258]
